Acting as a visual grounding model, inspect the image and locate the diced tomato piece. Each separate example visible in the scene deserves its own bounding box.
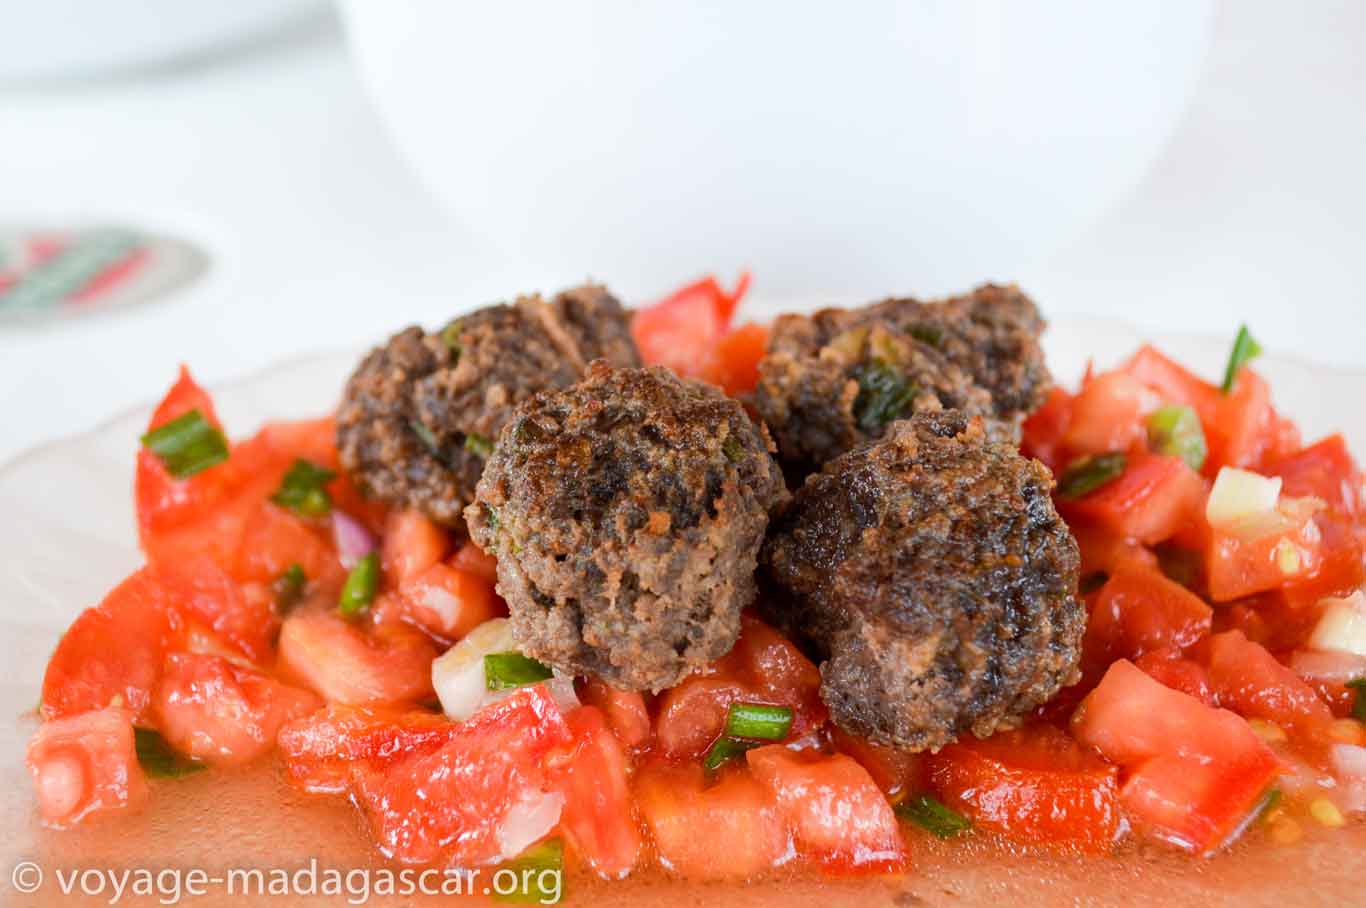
[252,417,339,469]
[1269,434,1365,520]
[1199,630,1333,734]
[706,322,769,396]
[153,557,278,664]
[1021,386,1073,474]
[351,687,571,866]
[41,568,183,725]
[155,652,318,766]
[381,510,450,585]
[278,610,437,706]
[747,745,907,872]
[1206,370,1278,476]
[927,724,1121,854]
[631,273,748,381]
[654,678,750,759]
[1071,660,1279,853]
[1086,565,1212,662]
[1205,497,1324,602]
[830,726,925,802]
[1061,371,1154,456]
[277,704,459,794]
[547,706,642,878]
[1280,512,1366,608]
[26,706,147,827]
[579,678,651,749]
[1120,345,1221,425]
[1133,648,1215,705]
[234,501,342,589]
[1070,521,1159,579]
[1061,453,1207,546]
[634,759,788,880]
[450,540,499,585]
[395,563,503,642]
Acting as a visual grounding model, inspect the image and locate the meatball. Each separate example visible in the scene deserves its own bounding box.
[752,283,1050,475]
[760,410,1082,751]
[466,361,787,691]
[336,284,639,524]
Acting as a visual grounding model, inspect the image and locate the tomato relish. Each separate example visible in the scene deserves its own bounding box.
[24,280,1366,897]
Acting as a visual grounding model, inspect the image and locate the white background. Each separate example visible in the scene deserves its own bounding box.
[1,1,1363,464]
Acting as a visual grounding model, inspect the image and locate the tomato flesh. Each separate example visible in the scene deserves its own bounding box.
[579,678,651,749]
[547,706,642,878]
[394,563,503,642]
[1086,565,1212,662]
[1062,453,1206,546]
[26,706,148,827]
[1205,498,1324,602]
[277,610,437,706]
[277,704,460,794]
[830,726,925,802]
[631,273,748,382]
[1200,630,1333,734]
[381,509,450,585]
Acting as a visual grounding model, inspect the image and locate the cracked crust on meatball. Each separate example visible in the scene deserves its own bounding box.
[760,410,1082,751]
[466,362,787,691]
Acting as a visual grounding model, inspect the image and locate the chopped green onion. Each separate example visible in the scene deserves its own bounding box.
[270,459,335,517]
[723,702,793,741]
[909,324,944,348]
[140,410,229,479]
[895,794,972,839]
[1147,405,1208,471]
[494,837,564,904]
[410,419,442,456]
[273,564,307,613]
[1257,788,1283,823]
[703,736,759,773]
[441,320,464,358]
[722,435,744,463]
[338,552,380,617]
[1220,324,1263,393]
[134,728,206,779]
[464,433,494,458]
[1347,678,1366,722]
[1057,452,1128,500]
[485,652,554,690]
[853,359,917,434]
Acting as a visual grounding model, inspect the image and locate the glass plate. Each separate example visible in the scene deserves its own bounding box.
[2,312,1363,906]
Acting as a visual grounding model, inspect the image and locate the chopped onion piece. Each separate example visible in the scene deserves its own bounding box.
[1206,467,1281,528]
[1330,743,1366,814]
[1290,647,1366,685]
[496,790,565,862]
[1308,592,1366,657]
[545,672,581,715]
[331,511,377,569]
[432,618,515,721]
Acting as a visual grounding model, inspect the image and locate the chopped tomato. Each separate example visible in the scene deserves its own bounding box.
[1071,521,1160,579]
[547,706,641,879]
[277,609,437,706]
[1199,630,1333,734]
[707,322,769,396]
[1071,660,1279,853]
[1133,648,1215,705]
[153,557,278,664]
[654,678,750,759]
[1270,434,1365,520]
[1280,512,1366,608]
[234,501,342,589]
[1120,345,1221,427]
[277,704,459,794]
[1020,386,1074,474]
[578,678,651,749]
[747,745,907,872]
[1061,453,1206,546]
[26,706,147,827]
[1206,370,1282,476]
[154,652,318,766]
[450,540,499,585]
[631,273,749,381]
[41,568,183,725]
[1061,371,1154,456]
[927,724,1121,854]
[1205,497,1324,602]
[381,510,449,585]
[634,759,788,880]
[1086,565,1212,662]
[829,726,925,802]
[350,687,571,866]
[394,563,503,642]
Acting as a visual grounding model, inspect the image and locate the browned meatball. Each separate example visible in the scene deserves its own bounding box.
[466,362,787,691]
[336,285,639,525]
[752,283,1050,476]
[760,410,1082,751]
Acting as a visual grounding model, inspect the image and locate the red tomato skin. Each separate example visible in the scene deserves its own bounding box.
[1062,453,1207,546]
[393,563,503,642]
[1199,630,1333,734]
[135,367,232,541]
[450,540,499,584]
[634,759,788,881]
[547,706,642,879]
[41,568,183,725]
[1020,386,1074,474]
[234,501,342,589]
[277,704,461,794]
[277,610,437,706]
[829,726,925,802]
[631,273,748,381]
[1206,370,1278,476]
[1120,345,1220,426]
[927,725,1121,854]
[26,706,148,827]
[350,686,572,867]
[654,678,749,759]
[1086,565,1212,662]
[579,678,652,749]
[1061,371,1154,456]
[709,322,769,396]
[381,510,450,585]
[153,557,278,664]
[1133,648,1216,705]
[747,745,907,873]
[1205,500,1324,602]
[155,652,320,766]
[1269,434,1365,520]
[1071,521,1160,578]
[1119,749,1279,854]
[1280,512,1366,607]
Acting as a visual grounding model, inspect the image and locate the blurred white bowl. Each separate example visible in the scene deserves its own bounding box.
[341,1,1213,300]
[0,0,325,82]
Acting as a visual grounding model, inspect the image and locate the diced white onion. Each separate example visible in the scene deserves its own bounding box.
[545,672,581,715]
[1308,592,1366,657]
[496,790,565,861]
[1205,467,1281,528]
[432,618,515,721]
[1330,743,1366,814]
[1290,647,1366,684]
